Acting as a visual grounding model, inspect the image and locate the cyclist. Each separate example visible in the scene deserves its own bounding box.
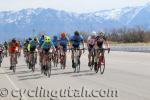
[52,35,59,65]
[23,39,29,56]
[52,35,59,53]
[94,32,109,69]
[0,43,4,66]
[4,41,8,50]
[58,32,69,68]
[27,37,38,67]
[70,31,85,68]
[0,43,4,52]
[38,35,45,64]
[87,31,97,66]
[8,38,19,70]
[39,35,45,48]
[3,41,8,57]
[41,36,55,70]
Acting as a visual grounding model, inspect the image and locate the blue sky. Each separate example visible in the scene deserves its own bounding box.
[0,0,149,13]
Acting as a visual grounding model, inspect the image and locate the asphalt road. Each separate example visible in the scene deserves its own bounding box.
[0,51,150,100]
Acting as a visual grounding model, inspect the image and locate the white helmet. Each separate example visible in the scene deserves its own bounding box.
[92,31,97,36]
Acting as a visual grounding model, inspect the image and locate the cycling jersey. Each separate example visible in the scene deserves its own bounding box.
[88,36,96,46]
[70,35,83,48]
[59,37,69,52]
[41,41,54,50]
[87,36,96,52]
[9,42,19,53]
[96,36,107,48]
[28,40,38,52]
[52,39,58,47]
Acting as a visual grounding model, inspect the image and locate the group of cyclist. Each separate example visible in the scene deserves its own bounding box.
[0,30,110,73]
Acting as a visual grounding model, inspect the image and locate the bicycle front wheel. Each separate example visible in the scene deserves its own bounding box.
[48,62,51,78]
[13,65,16,73]
[100,58,105,74]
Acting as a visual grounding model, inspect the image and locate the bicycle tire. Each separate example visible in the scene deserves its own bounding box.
[94,62,99,73]
[0,56,2,67]
[48,61,51,78]
[77,59,80,73]
[31,56,36,72]
[100,58,105,74]
[13,65,16,73]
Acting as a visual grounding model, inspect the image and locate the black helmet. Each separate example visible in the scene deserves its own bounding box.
[12,38,16,43]
[42,35,44,39]
[74,31,79,36]
[34,37,37,41]
[28,37,32,41]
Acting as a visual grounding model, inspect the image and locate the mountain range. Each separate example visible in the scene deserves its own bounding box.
[0,3,150,41]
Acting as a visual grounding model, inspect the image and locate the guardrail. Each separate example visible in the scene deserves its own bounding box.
[110,46,150,53]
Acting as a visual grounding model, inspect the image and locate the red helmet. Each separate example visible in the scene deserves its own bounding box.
[60,32,66,38]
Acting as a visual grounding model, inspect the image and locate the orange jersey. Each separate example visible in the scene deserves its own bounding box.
[9,42,19,53]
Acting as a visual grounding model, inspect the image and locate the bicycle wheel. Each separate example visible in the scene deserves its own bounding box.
[0,56,2,67]
[94,62,99,73]
[54,53,58,67]
[46,61,52,78]
[12,54,17,73]
[100,57,105,74]
[90,57,94,71]
[74,63,77,73]
[62,55,66,69]
[77,59,80,73]
[90,64,94,71]
[31,56,36,72]
[47,61,51,78]
[31,62,35,72]
[13,65,16,73]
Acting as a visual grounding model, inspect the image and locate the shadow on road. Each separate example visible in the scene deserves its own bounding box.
[51,69,90,76]
[18,75,43,81]
[71,72,96,77]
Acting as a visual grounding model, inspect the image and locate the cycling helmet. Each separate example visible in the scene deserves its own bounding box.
[74,31,79,36]
[42,35,44,39]
[12,38,16,43]
[26,40,29,44]
[33,37,37,41]
[45,36,51,43]
[99,32,104,36]
[92,31,97,36]
[60,32,66,39]
[28,37,32,41]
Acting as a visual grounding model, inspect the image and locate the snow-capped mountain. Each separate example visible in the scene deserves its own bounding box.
[0,3,150,41]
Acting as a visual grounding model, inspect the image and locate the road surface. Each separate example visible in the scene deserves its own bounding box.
[0,51,150,100]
